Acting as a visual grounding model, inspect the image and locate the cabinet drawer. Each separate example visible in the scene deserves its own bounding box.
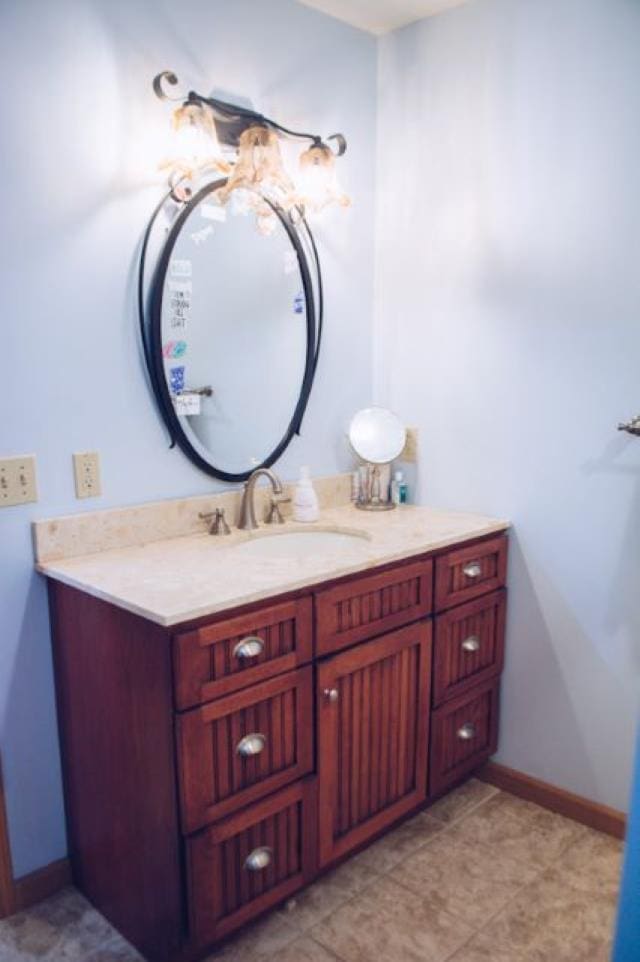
[433,589,506,706]
[174,597,313,709]
[434,535,507,611]
[316,559,433,657]
[429,680,500,796]
[177,667,313,833]
[187,779,316,947]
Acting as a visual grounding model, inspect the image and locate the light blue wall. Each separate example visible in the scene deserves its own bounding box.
[375,0,640,811]
[0,0,376,877]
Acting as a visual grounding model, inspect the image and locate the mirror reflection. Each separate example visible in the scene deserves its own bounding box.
[348,407,406,464]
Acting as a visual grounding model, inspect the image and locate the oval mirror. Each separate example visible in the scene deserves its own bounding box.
[348,407,406,464]
[146,180,318,481]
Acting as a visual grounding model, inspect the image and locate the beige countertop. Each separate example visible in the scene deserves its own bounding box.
[37,504,509,627]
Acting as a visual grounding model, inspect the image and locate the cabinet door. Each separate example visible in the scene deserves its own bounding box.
[317,621,432,868]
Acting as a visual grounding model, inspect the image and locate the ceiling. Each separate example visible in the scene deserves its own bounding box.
[296,0,469,35]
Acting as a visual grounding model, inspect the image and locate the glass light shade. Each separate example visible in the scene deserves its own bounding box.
[217,125,296,208]
[297,143,351,213]
[168,102,224,176]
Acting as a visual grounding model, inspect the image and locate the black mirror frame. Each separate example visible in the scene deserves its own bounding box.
[138,178,322,483]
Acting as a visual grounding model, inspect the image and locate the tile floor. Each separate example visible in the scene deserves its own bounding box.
[0,780,623,962]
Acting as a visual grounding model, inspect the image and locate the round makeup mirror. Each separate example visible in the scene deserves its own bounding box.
[348,407,406,511]
[348,407,406,464]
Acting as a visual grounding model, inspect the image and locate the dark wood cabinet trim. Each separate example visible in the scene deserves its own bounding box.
[48,583,184,962]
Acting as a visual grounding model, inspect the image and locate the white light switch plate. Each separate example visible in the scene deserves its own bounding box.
[73,451,101,499]
[0,455,38,507]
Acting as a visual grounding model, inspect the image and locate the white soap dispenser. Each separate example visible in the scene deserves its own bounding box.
[292,466,319,522]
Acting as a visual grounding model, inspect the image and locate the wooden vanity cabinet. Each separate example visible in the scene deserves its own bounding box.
[48,531,508,962]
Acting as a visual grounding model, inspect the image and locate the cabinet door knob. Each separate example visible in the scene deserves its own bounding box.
[244,846,272,872]
[462,562,482,579]
[233,636,264,659]
[236,733,266,757]
[323,688,339,703]
[457,722,476,741]
[461,635,480,653]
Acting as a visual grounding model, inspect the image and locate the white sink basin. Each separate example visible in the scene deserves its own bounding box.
[231,529,371,560]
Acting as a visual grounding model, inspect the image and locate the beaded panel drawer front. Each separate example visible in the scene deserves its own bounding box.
[429,680,500,796]
[176,667,313,833]
[315,558,433,657]
[187,780,316,946]
[434,536,508,611]
[433,589,506,706]
[174,597,313,709]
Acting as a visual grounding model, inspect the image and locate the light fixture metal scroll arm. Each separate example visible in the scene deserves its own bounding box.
[151,70,348,154]
[618,415,640,437]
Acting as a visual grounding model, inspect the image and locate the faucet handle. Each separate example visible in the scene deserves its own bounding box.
[199,507,231,535]
[266,496,291,525]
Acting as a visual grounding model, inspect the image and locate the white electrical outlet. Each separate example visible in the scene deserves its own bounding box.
[73,451,101,499]
[401,427,419,463]
[0,455,38,507]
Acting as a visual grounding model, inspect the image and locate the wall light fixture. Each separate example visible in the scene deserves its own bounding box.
[153,70,350,221]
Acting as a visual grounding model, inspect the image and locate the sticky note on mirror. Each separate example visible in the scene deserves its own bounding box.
[170,259,192,277]
[167,281,191,331]
[191,225,214,246]
[175,393,201,416]
[284,251,298,274]
[201,203,227,222]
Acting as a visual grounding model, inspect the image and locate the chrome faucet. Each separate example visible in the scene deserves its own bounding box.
[237,468,284,530]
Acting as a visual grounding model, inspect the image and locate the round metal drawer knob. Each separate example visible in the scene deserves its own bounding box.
[236,733,266,757]
[462,562,482,579]
[323,688,339,703]
[233,636,265,659]
[457,723,476,741]
[461,636,481,653]
[244,846,272,872]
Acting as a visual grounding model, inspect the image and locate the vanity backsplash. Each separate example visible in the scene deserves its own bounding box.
[32,472,353,564]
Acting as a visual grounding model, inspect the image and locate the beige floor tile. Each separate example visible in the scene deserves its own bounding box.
[268,935,343,962]
[279,847,380,932]
[71,935,143,961]
[390,827,540,927]
[311,875,473,962]
[0,791,622,962]
[351,811,444,875]
[0,888,117,960]
[427,779,499,825]
[552,828,623,898]
[447,932,530,962]
[206,912,299,961]
[480,865,617,962]
[451,791,587,868]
